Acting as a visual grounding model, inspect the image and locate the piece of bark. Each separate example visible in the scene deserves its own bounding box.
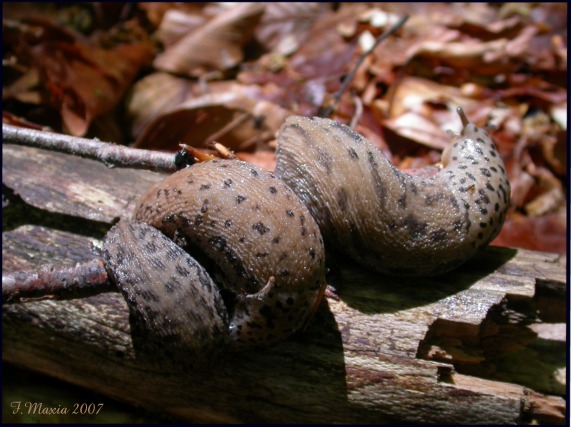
[2,144,567,424]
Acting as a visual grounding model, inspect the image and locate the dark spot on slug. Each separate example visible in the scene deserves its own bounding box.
[250,169,259,177]
[223,179,233,187]
[403,215,427,238]
[224,219,232,228]
[200,184,211,190]
[144,241,157,254]
[149,257,165,270]
[316,146,333,174]
[431,229,448,242]
[425,193,447,206]
[209,235,227,252]
[347,147,359,159]
[478,189,490,204]
[331,120,365,143]
[247,321,263,329]
[253,222,270,235]
[164,279,182,293]
[286,210,295,218]
[337,188,348,210]
[269,186,277,194]
[368,151,387,202]
[138,289,160,303]
[236,195,247,204]
[480,168,492,177]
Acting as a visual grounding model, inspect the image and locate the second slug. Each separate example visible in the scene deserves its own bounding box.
[275,108,510,276]
[121,159,327,352]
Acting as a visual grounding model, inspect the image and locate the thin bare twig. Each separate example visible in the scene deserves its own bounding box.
[2,124,177,173]
[318,14,409,119]
[2,259,115,304]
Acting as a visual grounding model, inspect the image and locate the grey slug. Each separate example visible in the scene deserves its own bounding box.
[275,108,510,276]
[103,159,326,366]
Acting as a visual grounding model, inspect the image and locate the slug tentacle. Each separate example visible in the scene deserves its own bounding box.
[275,109,510,276]
[132,159,327,348]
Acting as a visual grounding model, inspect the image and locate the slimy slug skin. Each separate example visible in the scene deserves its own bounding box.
[106,160,326,354]
[275,108,510,276]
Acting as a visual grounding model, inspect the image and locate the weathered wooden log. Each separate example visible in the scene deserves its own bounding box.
[2,144,567,424]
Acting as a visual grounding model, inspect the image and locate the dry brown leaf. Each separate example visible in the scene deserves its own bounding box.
[128,76,290,152]
[155,9,207,47]
[153,3,265,77]
[493,208,567,255]
[2,68,41,104]
[238,3,363,116]
[379,77,491,150]
[255,3,332,56]
[138,2,205,28]
[3,9,154,136]
[34,41,153,136]
[127,72,206,138]
[383,112,450,151]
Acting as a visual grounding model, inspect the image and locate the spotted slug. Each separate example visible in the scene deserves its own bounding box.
[103,159,326,364]
[275,108,510,276]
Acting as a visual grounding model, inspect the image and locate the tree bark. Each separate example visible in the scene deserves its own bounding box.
[2,144,567,424]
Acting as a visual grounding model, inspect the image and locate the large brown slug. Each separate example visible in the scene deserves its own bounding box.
[275,108,510,276]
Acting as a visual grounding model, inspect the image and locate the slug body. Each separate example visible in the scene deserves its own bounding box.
[105,159,326,356]
[275,109,510,276]
[103,220,228,370]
